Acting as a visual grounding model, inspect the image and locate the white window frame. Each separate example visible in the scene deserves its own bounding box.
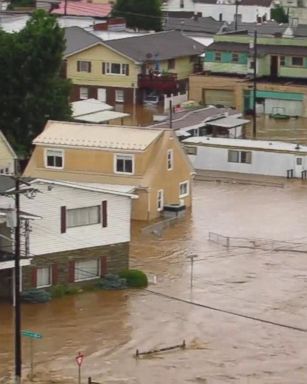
[80,87,89,100]
[114,154,134,175]
[36,266,52,288]
[74,259,100,282]
[45,148,64,169]
[167,149,173,171]
[228,150,252,164]
[67,206,101,228]
[115,89,124,103]
[179,180,189,198]
[157,189,164,211]
[105,62,129,75]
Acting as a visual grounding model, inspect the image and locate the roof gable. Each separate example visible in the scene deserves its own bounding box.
[0,131,17,160]
[64,26,102,56]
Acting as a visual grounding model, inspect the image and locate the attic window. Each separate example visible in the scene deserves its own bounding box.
[45,149,64,169]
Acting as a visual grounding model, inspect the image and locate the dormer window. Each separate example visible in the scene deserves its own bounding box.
[114,154,134,174]
[45,149,64,169]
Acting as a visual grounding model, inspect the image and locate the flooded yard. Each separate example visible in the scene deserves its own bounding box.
[2,180,307,383]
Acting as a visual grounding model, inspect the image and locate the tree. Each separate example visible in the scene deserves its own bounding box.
[271,5,289,23]
[0,10,71,154]
[112,0,163,31]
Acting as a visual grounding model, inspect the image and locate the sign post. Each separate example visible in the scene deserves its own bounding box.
[21,330,43,381]
[186,254,198,289]
[75,352,84,384]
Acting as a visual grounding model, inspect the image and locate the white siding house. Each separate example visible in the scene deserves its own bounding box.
[0,131,17,175]
[183,137,307,178]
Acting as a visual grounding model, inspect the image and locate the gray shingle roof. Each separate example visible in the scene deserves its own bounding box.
[222,21,288,35]
[0,175,15,193]
[64,26,101,56]
[104,30,205,62]
[195,0,272,4]
[164,16,224,34]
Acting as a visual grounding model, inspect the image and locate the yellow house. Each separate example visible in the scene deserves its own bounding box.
[64,27,205,105]
[0,131,17,175]
[23,121,194,220]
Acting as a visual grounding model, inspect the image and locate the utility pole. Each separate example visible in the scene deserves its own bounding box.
[14,176,22,384]
[234,0,241,31]
[252,29,257,139]
[169,100,173,129]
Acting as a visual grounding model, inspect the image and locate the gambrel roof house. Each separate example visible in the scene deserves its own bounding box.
[0,177,137,299]
[23,120,194,221]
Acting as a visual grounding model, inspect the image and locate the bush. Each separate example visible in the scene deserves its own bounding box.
[119,269,148,288]
[50,284,79,298]
[21,289,51,303]
[97,274,127,290]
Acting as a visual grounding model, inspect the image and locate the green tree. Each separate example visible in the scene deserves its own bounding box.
[0,10,71,154]
[271,5,289,23]
[112,0,162,31]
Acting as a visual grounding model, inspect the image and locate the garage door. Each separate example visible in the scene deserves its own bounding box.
[264,99,303,117]
[203,89,235,108]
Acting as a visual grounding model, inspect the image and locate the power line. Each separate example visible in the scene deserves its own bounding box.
[146,289,307,334]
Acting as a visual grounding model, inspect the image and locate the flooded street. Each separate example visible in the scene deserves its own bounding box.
[2,180,307,383]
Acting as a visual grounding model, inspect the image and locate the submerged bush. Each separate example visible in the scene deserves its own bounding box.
[50,284,78,298]
[21,289,51,303]
[119,269,148,288]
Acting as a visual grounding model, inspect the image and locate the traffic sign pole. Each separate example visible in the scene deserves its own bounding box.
[21,330,42,381]
[75,352,84,384]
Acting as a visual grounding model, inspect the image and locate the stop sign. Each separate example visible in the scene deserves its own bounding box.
[75,352,84,367]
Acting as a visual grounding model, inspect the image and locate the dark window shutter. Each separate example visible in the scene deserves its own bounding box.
[68,261,75,283]
[100,256,107,276]
[32,268,37,288]
[102,62,105,74]
[88,62,92,73]
[60,206,66,233]
[52,264,59,285]
[102,200,107,227]
[77,61,80,72]
[126,64,129,76]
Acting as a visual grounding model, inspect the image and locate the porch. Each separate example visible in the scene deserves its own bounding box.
[138,73,178,92]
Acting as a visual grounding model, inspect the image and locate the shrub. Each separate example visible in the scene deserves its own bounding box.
[21,289,51,303]
[50,284,79,298]
[119,269,148,288]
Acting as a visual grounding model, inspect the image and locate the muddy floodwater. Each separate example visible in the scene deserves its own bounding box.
[3,180,307,383]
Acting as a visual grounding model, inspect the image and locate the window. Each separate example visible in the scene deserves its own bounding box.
[36,266,52,288]
[167,149,173,170]
[157,189,164,211]
[215,52,221,62]
[77,61,91,72]
[228,150,252,164]
[67,206,100,228]
[168,59,175,70]
[75,259,99,282]
[291,57,303,66]
[115,89,124,103]
[115,154,134,174]
[249,60,255,69]
[232,53,239,63]
[179,181,189,198]
[297,157,303,165]
[280,56,285,66]
[45,149,63,169]
[184,146,197,155]
[80,87,88,100]
[103,62,129,75]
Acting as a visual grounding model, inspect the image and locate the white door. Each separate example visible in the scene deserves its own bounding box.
[294,156,304,178]
[97,88,106,102]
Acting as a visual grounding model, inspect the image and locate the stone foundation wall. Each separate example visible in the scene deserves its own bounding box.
[22,242,129,291]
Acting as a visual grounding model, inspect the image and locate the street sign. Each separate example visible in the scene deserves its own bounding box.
[21,330,43,339]
[75,352,84,367]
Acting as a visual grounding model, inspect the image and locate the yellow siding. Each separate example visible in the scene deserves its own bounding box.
[66,44,139,88]
[158,56,195,80]
[24,129,194,221]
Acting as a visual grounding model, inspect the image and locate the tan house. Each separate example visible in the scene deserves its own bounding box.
[23,121,194,220]
[0,131,17,175]
[64,27,205,105]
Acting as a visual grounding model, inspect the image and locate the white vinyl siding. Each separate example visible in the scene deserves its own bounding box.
[19,183,132,256]
[74,259,99,282]
[67,206,100,228]
[36,266,52,288]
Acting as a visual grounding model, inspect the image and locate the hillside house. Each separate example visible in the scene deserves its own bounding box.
[0,131,17,175]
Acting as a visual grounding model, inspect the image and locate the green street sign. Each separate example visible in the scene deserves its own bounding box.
[21,330,43,339]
